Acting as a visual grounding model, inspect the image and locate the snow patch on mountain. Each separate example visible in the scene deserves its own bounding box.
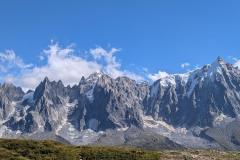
[55,100,77,135]
[213,113,235,127]
[142,114,221,148]
[156,72,176,87]
[117,127,129,132]
[142,115,175,132]
[86,72,103,83]
[174,73,190,84]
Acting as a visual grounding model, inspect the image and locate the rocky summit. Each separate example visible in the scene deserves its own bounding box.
[1,57,240,150]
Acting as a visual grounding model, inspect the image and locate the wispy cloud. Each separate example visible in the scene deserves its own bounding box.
[229,56,240,68]
[180,62,190,69]
[90,47,143,81]
[14,43,102,90]
[148,71,169,81]
[0,50,32,73]
[0,42,144,90]
[0,50,32,83]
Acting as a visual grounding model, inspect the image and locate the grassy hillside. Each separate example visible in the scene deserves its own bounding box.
[0,139,240,160]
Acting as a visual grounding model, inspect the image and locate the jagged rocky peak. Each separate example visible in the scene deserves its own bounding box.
[79,72,111,87]
[182,57,240,126]
[216,56,224,62]
[78,72,109,98]
[115,76,135,82]
[153,72,191,91]
[145,57,240,128]
[0,82,24,101]
[79,76,86,84]
[33,77,50,100]
[9,77,71,133]
[0,82,24,121]
[202,57,228,73]
[69,72,148,131]
[33,77,68,101]
[156,72,177,87]
[150,57,229,91]
[115,76,149,99]
[203,56,226,73]
[86,72,105,82]
[186,56,240,90]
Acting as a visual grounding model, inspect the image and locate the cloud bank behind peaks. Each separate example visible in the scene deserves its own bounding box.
[1,43,144,90]
[17,43,102,90]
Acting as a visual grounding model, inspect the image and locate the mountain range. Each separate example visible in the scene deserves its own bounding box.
[1,57,240,150]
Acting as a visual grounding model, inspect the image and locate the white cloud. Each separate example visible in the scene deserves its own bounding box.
[90,47,144,81]
[0,50,32,72]
[16,44,102,90]
[148,71,170,81]
[90,47,121,77]
[1,43,144,90]
[180,62,190,68]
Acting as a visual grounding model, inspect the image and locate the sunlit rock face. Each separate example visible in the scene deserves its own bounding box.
[146,57,240,127]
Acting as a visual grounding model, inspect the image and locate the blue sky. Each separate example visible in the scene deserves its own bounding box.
[0,0,240,89]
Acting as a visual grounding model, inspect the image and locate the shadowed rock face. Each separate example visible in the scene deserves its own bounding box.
[68,74,148,131]
[4,72,149,133]
[1,57,240,149]
[0,83,24,120]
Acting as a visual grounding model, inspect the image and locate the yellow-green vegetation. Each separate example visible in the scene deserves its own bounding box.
[0,139,240,160]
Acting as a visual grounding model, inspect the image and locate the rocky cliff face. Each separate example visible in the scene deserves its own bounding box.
[0,83,24,121]
[68,74,148,131]
[1,57,240,150]
[146,57,240,128]
[4,72,149,134]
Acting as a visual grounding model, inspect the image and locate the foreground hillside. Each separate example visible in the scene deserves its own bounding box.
[0,139,240,160]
